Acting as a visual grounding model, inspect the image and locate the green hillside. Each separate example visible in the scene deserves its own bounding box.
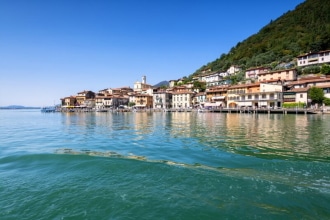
[192,0,330,76]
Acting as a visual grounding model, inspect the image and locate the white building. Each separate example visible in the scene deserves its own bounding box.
[134,75,152,92]
[297,50,330,67]
[227,65,241,75]
[172,91,195,109]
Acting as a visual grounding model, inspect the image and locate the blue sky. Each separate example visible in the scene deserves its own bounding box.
[0,0,305,107]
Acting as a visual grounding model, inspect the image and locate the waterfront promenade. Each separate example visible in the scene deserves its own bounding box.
[209,108,319,114]
[58,107,326,114]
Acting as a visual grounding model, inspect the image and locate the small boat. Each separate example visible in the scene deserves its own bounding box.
[41,106,56,113]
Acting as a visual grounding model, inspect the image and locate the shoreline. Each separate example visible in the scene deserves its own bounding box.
[55,107,329,114]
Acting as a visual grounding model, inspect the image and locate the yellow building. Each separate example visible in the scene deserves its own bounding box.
[61,96,76,107]
[134,94,153,108]
[75,90,95,106]
[258,68,297,82]
[205,85,228,108]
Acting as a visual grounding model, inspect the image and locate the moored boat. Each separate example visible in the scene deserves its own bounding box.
[40,106,56,113]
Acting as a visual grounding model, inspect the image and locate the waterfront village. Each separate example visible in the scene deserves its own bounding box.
[58,50,330,113]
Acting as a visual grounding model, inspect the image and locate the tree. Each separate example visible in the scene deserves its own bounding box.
[323,98,330,106]
[193,81,206,92]
[128,102,136,107]
[308,87,324,104]
[321,64,330,75]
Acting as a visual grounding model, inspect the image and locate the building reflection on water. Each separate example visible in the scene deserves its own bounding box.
[59,111,330,160]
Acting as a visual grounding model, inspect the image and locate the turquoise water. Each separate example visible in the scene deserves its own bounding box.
[0,110,329,219]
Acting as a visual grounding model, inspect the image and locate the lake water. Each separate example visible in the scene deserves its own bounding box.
[1,109,329,219]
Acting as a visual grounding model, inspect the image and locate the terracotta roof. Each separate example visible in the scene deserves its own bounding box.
[259,79,284,83]
[199,71,221,77]
[290,88,310,92]
[207,87,228,92]
[95,95,113,99]
[61,96,76,100]
[288,77,330,85]
[246,66,270,71]
[135,94,152,97]
[77,90,93,94]
[228,82,260,89]
[315,84,330,89]
[297,49,330,58]
[258,68,296,76]
[207,85,229,90]
[172,91,195,95]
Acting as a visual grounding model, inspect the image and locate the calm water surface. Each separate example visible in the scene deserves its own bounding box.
[0,110,329,219]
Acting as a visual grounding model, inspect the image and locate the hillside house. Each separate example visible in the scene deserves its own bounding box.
[297,50,330,67]
[258,68,297,82]
[245,67,270,80]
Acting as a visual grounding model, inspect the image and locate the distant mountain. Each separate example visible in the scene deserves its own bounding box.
[153,81,169,87]
[0,105,40,109]
[192,0,330,76]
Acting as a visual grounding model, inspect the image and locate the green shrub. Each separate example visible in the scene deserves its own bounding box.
[323,98,330,106]
[283,102,306,108]
[302,65,321,74]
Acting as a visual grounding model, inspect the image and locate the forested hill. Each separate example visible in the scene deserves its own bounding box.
[191,0,330,76]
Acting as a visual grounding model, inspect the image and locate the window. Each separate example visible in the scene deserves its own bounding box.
[300,94,303,98]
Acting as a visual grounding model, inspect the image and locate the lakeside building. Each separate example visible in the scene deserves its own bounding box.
[75,90,95,107]
[134,93,153,108]
[283,88,309,107]
[226,82,282,109]
[94,94,129,110]
[194,92,206,108]
[171,85,195,109]
[61,96,77,107]
[227,83,259,108]
[205,85,228,108]
[283,76,330,106]
[152,88,172,109]
[95,95,112,109]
